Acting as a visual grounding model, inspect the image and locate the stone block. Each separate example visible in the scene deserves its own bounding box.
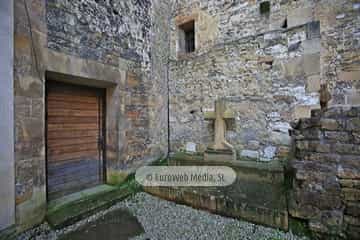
[185,142,196,152]
[338,167,360,180]
[334,144,360,155]
[288,31,306,46]
[309,211,344,235]
[293,105,312,119]
[348,225,360,240]
[261,146,277,161]
[342,188,360,201]
[302,129,323,140]
[340,180,360,189]
[302,38,321,55]
[347,118,360,132]
[287,7,313,28]
[282,57,304,78]
[306,153,340,164]
[346,107,360,117]
[247,140,260,150]
[354,132,360,144]
[296,140,309,151]
[345,202,360,217]
[306,21,320,39]
[320,119,339,131]
[297,118,321,129]
[324,131,351,142]
[270,132,291,146]
[306,74,321,92]
[338,71,360,82]
[345,91,360,106]
[127,72,140,88]
[277,146,290,158]
[240,150,259,160]
[304,53,320,76]
[323,107,344,118]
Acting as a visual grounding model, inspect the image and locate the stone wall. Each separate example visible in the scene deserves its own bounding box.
[46,0,151,68]
[290,107,360,239]
[14,0,170,231]
[169,22,321,160]
[0,0,15,231]
[146,153,288,231]
[318,1,360,106]
[169,0,360,158]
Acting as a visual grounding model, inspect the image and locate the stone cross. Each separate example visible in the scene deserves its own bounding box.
[204,99,235,151]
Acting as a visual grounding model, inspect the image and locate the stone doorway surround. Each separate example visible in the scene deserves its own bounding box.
[0,0,15,231]
[15,42,129,229]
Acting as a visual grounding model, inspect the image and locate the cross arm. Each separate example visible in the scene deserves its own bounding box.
[204,110,235,120]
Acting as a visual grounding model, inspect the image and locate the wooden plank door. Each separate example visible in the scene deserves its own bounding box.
[46,81,105,201]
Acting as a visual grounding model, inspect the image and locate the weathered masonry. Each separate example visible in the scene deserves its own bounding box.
[0,0,360,239]
[0,0,15,232]
[169,0,360,161]
[290,107,360,239]
[10,0,170,231]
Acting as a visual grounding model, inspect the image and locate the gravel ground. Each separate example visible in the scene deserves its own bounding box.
[16,192,309,240]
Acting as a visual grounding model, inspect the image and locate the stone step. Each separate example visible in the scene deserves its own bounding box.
[46,183,136,229]
[0,226,17,240]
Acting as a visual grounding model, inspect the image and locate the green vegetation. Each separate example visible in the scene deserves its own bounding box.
[107,171,129,186]
[289,217,312,238]
[150,155,169,166]
[170,151,204,161]
[47,172,143,229]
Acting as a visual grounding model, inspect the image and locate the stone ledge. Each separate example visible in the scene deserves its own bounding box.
[170,152,284,173]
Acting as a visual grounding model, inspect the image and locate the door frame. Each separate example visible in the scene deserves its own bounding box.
[45,80,107,201]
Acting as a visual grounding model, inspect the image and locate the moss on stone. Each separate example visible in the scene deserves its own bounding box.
[0,226,17,240]
[16,187,47,232]
[107,171,129,186]
[170,151,204,161]
[289,217,312,238]
[47,175,142,229]
[150,156,168,166]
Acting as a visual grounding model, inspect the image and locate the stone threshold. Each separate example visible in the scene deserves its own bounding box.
[0,226,17,240]
[46,184,134,229]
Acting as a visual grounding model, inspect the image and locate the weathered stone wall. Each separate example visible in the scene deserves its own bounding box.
[290,107,360,239]
[317,1,360,106]
[14,0,170,231]
[0,0,15,231]
[169,22,321,160]
[169,0,360,159]
[46,0,151,68]
[171,0,360,103]
[14,0,47,231]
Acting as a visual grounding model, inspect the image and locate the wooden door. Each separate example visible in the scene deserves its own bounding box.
[46,81,105,201]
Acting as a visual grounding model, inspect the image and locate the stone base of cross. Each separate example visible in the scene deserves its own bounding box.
[204,99,236,161]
